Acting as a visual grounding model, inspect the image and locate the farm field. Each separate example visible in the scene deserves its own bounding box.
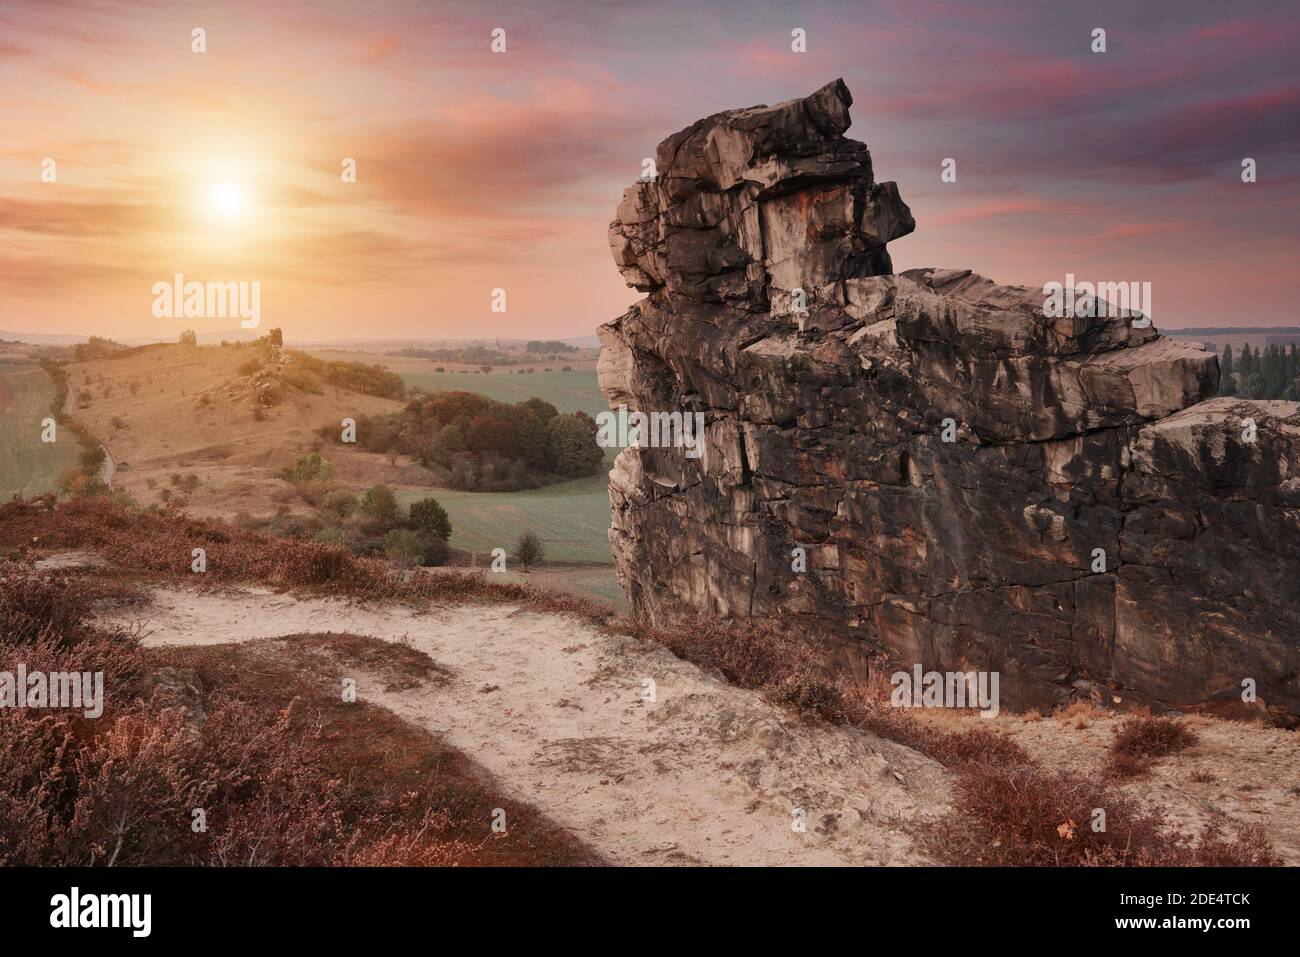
[395,460,615,567]
[306,350,608,417]
[0,365,78,498]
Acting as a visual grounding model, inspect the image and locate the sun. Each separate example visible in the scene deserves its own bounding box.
[205,180,247,221]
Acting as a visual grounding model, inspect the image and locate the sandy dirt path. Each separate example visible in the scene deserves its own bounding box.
[103,585,950,866]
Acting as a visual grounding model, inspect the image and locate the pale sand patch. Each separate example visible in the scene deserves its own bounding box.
[101,585,950,866]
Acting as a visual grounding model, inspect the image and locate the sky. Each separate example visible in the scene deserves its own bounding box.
[1,0,1297,341]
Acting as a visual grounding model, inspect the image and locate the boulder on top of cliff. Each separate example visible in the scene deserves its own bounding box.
[600,80,1300,726]
[609,78,915,306]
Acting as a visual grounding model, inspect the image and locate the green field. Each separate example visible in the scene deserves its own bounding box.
[0,365,78,498]
[307,351,609,417]
[324,348,622,602]
[394,460,614,566]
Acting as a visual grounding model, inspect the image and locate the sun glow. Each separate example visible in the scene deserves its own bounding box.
[205,180,247,221]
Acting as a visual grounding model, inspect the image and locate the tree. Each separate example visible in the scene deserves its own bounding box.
[1218,344,1236,396]
[408,497,452,541]
[546,411,604,477]
[1239,344,1256,377]
[515,530,544,570]
[516,397,559,424]
[360,483,400,530]
[179,329,197,346]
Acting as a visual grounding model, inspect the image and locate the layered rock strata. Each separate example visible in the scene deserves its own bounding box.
[600,80,1300,724]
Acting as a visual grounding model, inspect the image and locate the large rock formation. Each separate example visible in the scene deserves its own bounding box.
[600,79,1300,725]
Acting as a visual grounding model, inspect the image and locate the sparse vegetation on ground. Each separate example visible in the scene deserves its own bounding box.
[1106,715,1200,778]
[628,607,1281,867]
[0,566,601,865]
[0,495,607,619]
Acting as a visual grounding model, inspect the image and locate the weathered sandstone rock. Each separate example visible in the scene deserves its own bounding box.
[600,79,1300,725]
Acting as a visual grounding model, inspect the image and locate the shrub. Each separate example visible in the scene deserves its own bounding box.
[1106,716,1199,777]
[408,498,452,541]
[360,484,400,532]
[314,527,350,547]
[383,529,424,567]
[1111,716,1199,759]
[290,452,333,484]
[280,365,322,394]
[294,479,334,508]
[77,444,106,472]
[57,467,104,499]
[321,489,358,520]
[419,533,450,567]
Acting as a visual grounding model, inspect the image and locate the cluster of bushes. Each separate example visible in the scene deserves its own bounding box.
[70,336,128,362]
[389,341,578,366]
[337,391,603,491]
[39,359,114,498]
[524,340,578,355]
[275,453,451,566]
[235,346,405,405]
[390,346,514,365]
[1219,343,1300,400]
[287,351,405,399]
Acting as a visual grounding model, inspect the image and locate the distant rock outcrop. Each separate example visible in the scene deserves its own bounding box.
[599,79,1300,726]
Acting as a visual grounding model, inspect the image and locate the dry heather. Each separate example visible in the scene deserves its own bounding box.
[1,498,1283,867]
[1106,716,1201,778]
[0,566,600,866]
[0,496,608,621]
[631,608,1282,867]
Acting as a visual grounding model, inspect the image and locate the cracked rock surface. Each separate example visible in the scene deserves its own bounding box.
[599,79,1300,726]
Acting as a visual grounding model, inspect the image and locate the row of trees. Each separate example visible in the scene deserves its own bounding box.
[1219,343,1300,401]
[342,391,604,491]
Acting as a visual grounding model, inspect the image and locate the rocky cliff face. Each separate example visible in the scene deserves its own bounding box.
[599,79,1300,726]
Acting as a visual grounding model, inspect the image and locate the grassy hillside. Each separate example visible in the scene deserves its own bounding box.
[62,343,407,517]
[0,365,78,497]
